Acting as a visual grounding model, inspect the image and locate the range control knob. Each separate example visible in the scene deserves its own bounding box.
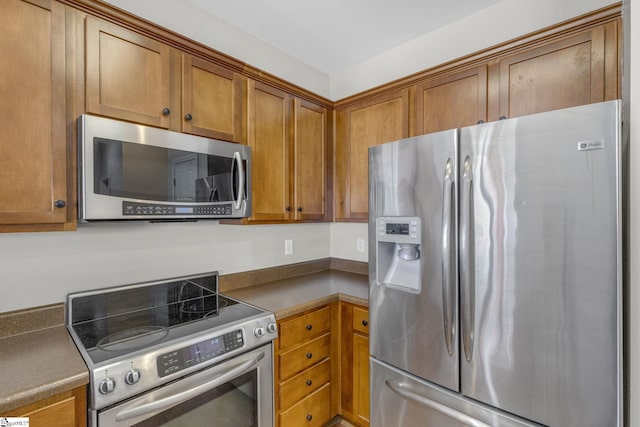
[125,369,141,385]
[254,327,266,338]
[98,377,116,395]
[267,323,277,334]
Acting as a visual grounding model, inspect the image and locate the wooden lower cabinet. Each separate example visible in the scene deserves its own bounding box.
[340,303,370,426]
[275,303,338,427]
[280,383,331,427]
[8,387,86,427]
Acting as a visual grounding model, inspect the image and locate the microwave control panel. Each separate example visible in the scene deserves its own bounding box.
[123,201,232,217]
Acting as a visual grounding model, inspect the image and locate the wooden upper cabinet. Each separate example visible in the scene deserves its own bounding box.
[247,80,291,221]
[182,55,243,142]
[494,21,620,120]
[0,0,69,229]
[85,16,171,128]
[415,65,488,135]
[335,89,409,221]
[293,99,328,221]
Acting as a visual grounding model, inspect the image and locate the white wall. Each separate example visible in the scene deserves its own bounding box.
[0,222,330,313]
[330,223,368,262]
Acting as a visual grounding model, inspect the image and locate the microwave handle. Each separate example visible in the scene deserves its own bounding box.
[232,152,245,210]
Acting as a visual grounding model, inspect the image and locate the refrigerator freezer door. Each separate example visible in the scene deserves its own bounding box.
[369,130,460,392]
[370,358,542,427]
[459,101,622,426]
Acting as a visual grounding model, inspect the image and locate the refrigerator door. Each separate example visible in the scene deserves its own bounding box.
[369,130,459,392]
[370,358,542,427]
[459,101,622,427]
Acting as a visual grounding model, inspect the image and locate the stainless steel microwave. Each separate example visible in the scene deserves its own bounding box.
[78,115,251,221]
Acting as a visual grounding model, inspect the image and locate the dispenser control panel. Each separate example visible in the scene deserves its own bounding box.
[377,217,421,244]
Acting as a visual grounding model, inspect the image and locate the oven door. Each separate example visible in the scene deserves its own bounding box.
[95,344,273,427]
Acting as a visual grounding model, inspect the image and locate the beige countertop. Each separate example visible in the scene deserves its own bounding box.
[225,270,369,319]
[0,325,89,413]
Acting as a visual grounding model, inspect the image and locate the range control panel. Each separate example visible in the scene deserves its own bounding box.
[122,201,233,217]
[157,329,244,377]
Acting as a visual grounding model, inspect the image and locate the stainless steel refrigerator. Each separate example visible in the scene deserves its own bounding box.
[368,100,622,427]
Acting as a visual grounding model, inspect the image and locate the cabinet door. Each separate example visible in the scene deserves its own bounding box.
[293,98,328,221]
[182,55,243,142]
[353,332,370,426]
[246,80,291,221]
[0,0,68,228]
[12,387,86,427]
[85,16,171,128]
[496,21,619,120]
[415,65,488,135]
[335,89,409,221]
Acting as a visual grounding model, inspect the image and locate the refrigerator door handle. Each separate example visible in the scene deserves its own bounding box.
[441,158,455,356]
[460,155,475,363]
[385,380,491,427]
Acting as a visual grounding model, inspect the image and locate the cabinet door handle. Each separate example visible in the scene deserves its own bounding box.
[305,324,312,331]
[306,352,313,359]
[184,113,193,121]
[297,207,303,212]
[306,414,313,421]
[162,107,170,115]
[285,206,291,212]
[54,200,66,208]
[306,380,312,386]
[362,320,368,326]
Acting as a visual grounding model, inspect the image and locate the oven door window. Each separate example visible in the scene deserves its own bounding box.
[133,370,257,427]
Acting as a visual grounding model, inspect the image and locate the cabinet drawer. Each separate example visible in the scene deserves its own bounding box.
[279,383,331,427]
[279,305,331,350]
[352,306,369,335]
[279,358,331,410]
[279,333,330,380]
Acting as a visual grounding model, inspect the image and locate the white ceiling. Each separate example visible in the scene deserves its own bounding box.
[104,0,500,75]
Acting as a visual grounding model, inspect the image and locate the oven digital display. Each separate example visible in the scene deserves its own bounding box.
[157,329,245,377]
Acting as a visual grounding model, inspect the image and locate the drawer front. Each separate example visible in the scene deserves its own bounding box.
[279,305,331,350]
[279,358,331,410]
[279,383,331,427]
[279,333,331,380]
[353,306,369,335]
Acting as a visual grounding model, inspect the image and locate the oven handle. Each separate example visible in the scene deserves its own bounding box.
[115,352,264,422]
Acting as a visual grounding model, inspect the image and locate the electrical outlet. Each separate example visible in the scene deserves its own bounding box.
[285,239,293,255]
[357,238,365,253]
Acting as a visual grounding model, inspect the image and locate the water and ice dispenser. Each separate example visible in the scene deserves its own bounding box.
[375,216,422,293]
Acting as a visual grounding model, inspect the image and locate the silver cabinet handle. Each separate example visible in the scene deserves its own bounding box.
[115,353,263,421]
[386,380,490,427]
[441,158,455,356]
[460,156,475,362]
[232,151,245,210]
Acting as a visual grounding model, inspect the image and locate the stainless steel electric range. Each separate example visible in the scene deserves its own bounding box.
[66,272,277,427]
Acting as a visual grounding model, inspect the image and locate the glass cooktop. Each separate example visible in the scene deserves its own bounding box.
[67,272,264,365]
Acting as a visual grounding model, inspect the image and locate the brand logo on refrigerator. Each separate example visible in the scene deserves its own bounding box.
[577,139,605,151]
